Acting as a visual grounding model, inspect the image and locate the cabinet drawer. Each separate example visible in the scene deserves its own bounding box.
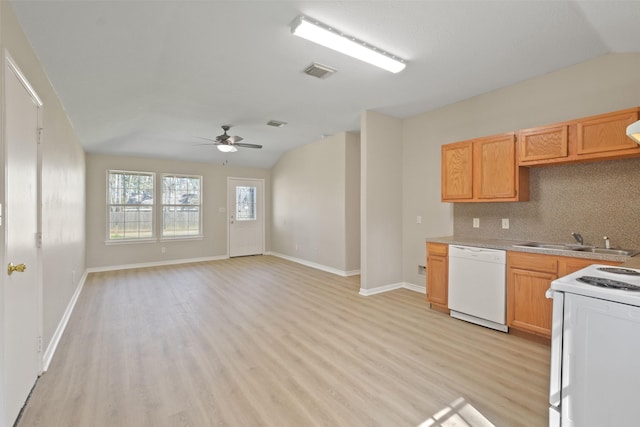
[508,252,558,274]
[427,242,448,256]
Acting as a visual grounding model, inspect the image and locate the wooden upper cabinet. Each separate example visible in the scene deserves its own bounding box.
[442,133,529,202]
[577,110,640,156]
[518,125,568,163]
[475,134,517,199]
[517,107,640,166]
[441,141,473,201]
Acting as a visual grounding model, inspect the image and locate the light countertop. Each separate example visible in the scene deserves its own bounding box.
[427,236,640,267]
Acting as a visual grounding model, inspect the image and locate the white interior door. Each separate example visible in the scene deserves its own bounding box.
[228,178,264,257]
[3,55,41,426]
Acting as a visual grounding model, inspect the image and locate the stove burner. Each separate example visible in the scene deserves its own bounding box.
[597,267,640,276]
[577,276,640,291]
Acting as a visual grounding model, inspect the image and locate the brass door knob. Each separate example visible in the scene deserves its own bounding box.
[7,262,27,275]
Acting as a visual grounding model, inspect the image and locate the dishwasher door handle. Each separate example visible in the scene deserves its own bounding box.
[452,245,484,252]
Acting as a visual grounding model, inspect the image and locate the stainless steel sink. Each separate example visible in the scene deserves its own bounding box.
[513,242,639,257]
[513,242,587,250]
[579,248,640,257]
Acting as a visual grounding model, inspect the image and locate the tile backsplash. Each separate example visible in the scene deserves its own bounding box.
[454,157,640,249]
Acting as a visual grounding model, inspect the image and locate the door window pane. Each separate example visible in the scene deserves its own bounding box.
[236,186,256,221]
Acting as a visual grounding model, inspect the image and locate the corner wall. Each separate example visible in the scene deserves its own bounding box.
[270,132,360,275]
[361,111,403,291]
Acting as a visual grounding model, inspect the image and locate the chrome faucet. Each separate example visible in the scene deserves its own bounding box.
[571,232,584,245]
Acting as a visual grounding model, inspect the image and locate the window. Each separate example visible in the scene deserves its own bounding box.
[162,174,202,237]
[236,186,257,221]
[107,170,154,240]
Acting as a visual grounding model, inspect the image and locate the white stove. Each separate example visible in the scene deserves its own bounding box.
[548,264,640,426]
[550,264,640,306]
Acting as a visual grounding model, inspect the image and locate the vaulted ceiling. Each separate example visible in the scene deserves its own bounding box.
[9,1,640,168]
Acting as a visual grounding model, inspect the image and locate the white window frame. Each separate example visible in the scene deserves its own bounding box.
[161,173,203,239]
[106,170,156,243]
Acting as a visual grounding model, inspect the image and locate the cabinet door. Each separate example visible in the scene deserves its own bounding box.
[577,110,640,155]
[507,268,556,338]
[427,255,448,308]
[475,133,516,199]
[518,125,568,163]
[441,141,473,201]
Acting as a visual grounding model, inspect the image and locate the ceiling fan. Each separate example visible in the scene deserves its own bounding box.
[199,125,262,153]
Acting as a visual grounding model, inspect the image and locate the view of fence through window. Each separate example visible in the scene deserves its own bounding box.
[108,171,154,239]
[162,175,202,237]
[236,186,256,221]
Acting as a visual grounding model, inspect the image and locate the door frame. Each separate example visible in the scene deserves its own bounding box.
[1,50,44,425]
[227,177,265,257]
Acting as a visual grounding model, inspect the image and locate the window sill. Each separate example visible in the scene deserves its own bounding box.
[105,238,157,245]
[160,236,204,242]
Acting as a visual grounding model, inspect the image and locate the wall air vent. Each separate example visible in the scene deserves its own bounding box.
[267,120,288,127]
[303,62,336,79]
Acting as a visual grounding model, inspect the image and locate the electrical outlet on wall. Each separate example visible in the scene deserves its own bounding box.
[502,218,510,229]
[473,218,480,228]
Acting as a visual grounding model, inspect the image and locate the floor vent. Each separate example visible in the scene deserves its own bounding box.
[303,63,336,79]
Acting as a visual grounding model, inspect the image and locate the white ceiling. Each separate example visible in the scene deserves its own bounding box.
[9,1,640,168]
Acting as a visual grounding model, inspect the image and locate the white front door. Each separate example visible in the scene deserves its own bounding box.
[228,178,264,257]
[3,55,41,426]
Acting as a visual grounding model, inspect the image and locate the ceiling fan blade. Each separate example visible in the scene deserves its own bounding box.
[228,135,244,143]
[197,136,221,144]
[233,142,262,149]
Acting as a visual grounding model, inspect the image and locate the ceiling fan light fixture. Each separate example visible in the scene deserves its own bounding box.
[290,15,406,74]
[217,144,238,153]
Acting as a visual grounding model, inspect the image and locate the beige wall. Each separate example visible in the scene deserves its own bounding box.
[0,2,86,365]
[86,154,270,268]
[402,53,640,288]
[270,132,360,274]
[361,111,403,290]
[345,132,361,272]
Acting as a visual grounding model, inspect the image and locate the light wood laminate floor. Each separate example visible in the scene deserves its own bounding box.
[18,256,549,426]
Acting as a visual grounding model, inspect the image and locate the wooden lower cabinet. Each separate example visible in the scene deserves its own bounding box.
[426,243,449,313]
[507,251,621,339]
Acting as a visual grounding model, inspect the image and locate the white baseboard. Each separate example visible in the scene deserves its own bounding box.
[359,281,426,296]
[403,282,426,294]
[266,252,359,277]
[42,270,88,372]
[86,255,228,273]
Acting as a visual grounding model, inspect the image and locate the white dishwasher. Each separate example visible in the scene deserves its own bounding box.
[448,245,507,332]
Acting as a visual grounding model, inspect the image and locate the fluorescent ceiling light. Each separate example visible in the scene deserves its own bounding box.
[217,144,237,153]
[627,120,640,144]
[290,15,406,74]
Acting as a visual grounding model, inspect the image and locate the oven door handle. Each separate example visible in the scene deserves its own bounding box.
[548,289,564,408]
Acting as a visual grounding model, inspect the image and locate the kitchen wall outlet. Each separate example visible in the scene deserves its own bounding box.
[161,246,166,254]
[416,215,422,224]
[473,218,480,228]
[502,218,510,229]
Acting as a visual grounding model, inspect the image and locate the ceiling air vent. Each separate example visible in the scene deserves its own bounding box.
[267,120,288,127]
[303,62,336,79]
